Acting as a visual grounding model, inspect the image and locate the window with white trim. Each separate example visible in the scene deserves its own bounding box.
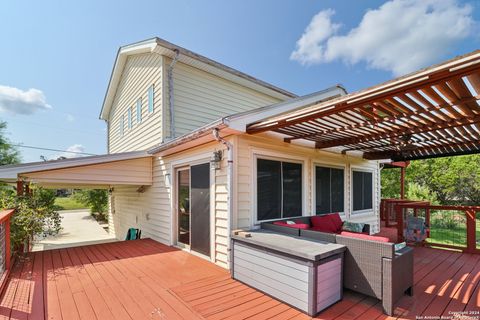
[148,85,154,113]
[315,166,344,215]
[127,108,132,129]
[136,98,142,123]
[352,170,373,212]
[256,158,302,221]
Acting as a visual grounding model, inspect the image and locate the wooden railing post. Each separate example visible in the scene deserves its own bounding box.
[396,205,404,242]
[466,209,477,253]
[5,216,10,271]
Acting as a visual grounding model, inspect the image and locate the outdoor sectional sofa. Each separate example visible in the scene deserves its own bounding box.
[261,214,413,316]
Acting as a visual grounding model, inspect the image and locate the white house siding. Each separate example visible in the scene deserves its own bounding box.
[110,156,170,244]
[163,57,283,139]
[110,141,230,268]
[108,53,163,153]
[235,134,381,234]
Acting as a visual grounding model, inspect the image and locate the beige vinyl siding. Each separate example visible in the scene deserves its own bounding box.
[110,141,230,268]
[21,157,152,186]
[163,58,283,138]
[235,134,381,233]
[109,53,163,153]
[110,156,170,244]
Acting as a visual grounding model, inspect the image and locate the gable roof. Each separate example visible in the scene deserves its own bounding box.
[100,37,297,120]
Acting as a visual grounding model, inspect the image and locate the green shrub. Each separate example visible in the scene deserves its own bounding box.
[73,189,108,221]
[0,186,62,252]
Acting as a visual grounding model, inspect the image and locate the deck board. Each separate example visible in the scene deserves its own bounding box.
[0,239,478,320]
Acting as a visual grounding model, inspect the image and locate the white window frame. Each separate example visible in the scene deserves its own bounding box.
[148,85,154,113]
[312,162,347,217]
[351,167,375,216]
[252,150,307,225]
[127,108,132,129]
[136,98,142,124]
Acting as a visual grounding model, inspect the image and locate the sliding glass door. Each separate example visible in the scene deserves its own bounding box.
[176,163,211,256]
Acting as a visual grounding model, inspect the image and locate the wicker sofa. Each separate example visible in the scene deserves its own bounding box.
[261,215,413,316]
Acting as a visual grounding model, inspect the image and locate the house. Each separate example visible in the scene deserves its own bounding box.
[96,37,381,269]
[0,38,381,268]
[1,38,478,271]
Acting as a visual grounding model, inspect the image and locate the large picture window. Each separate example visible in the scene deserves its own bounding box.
[352,170,373,212]
[256,158,302,221]
[315,166,344,215]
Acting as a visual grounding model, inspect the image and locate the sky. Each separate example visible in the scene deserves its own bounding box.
[0,0,479,163]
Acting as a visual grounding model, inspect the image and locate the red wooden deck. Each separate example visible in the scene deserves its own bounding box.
[0,239,478,320]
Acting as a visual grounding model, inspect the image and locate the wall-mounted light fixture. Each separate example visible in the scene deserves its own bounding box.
[108,187,114,195]
[165,173,171,188]
[210,150,223,170]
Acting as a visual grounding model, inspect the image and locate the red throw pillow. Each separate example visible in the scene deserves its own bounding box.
[310,215,338,233]
[340,231,390,243]
[272,221,310,230]
[327,213,343,232]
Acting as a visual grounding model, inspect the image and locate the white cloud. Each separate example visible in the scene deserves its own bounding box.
[291,0,477,76]
[0,85,52,115]
[66,114,75,122]
[56,144,85,159]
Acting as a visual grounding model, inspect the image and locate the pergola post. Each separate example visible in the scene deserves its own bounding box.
[400,167,405,199]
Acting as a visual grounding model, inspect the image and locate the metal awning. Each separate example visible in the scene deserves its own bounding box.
[247,50,480,161]
[0,151,152,188]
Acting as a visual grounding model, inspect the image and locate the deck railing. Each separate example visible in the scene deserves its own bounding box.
[393,202,480,254]
[0,209,14,293]
[380,198,430,227]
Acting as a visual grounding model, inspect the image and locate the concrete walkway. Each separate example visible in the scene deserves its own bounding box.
[32,209,117,251]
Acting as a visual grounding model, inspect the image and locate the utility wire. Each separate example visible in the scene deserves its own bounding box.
[11,144,97,156]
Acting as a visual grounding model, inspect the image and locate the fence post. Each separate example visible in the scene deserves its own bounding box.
[466,209,476,253]
[396,205,404,242]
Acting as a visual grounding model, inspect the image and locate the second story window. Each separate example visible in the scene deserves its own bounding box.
[119,115,124,136]
[136,98,142,123]
[148,85,154,113]
[127,108,132,129]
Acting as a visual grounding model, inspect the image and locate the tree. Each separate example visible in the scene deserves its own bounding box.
[0,121,20,165]
[73,189,108,221]
[0,186,62,251]
[381,154,480,205]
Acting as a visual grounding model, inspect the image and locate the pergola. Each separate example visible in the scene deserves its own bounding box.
[246,50,480,162]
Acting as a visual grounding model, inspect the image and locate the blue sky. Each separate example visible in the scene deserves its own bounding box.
[0,0,479,163]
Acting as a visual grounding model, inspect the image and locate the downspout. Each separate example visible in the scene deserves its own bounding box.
[212,128,233,271]
[167,49,180,139]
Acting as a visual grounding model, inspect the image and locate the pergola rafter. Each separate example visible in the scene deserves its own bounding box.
[246,50,480,161]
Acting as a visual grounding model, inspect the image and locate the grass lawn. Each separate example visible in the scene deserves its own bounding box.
[426,219,480,249]
[54,197,88,210]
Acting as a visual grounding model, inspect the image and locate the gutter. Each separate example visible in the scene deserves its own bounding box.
[212,128,233,271]
[167,49,180,139]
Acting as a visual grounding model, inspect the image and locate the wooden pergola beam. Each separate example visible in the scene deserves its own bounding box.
[364,140,480,160]
[314,115,480,149]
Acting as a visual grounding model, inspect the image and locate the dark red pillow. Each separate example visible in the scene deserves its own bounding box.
[340,231,390,242]
[310,215,338,233]
[327,213,343,232]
